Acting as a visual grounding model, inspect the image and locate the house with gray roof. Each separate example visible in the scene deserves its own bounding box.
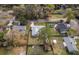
[12,26,26,34]
[63,36,78,53]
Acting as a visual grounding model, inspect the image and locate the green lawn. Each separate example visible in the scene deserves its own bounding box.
[76,39,79,50]
[35,22,46,26]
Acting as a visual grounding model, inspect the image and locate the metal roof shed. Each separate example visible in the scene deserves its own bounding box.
[63,36,78,53]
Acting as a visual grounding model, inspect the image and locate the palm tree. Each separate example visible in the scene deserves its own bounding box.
[65,8,75,23]
[38,24,53,51]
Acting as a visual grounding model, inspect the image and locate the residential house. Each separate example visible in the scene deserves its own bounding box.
[31,25,45,36]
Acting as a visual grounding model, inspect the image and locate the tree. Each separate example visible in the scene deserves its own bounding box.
[13,4,55,25]
[13,5,27,25]
[38,24,53,51]
[0,32,5,42]
[64,8,75,23]
[0,32,8,47]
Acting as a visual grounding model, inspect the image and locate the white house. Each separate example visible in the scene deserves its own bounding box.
[31,25,45,36]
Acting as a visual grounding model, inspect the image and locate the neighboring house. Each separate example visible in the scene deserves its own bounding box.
[12,26,26,35]
[63,36,78,53]
[55,22,68,33]
[31,25,45,36]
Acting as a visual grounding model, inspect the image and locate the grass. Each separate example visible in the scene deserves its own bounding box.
[51,37,68,55]
[28,33,43,45]
[0,48,7,55]
[75,39,79,54]
[0,22,6,26]
[76,39,79,50]
[27,46,53,55]
[51,28,60,35]
[54,9,64,13]
[27,46,45,55]
[0,15,13,19]
[67,28,78,36]
[51,14,63,19]
[35,22,46,26]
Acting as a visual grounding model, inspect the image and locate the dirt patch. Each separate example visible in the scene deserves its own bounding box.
[11,46,26,55]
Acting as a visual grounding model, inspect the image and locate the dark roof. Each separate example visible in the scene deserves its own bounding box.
[56,23,68,32]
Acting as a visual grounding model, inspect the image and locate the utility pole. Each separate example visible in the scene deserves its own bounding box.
[26,22,30,54]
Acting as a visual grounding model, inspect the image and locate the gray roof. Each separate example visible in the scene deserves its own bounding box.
[56,23,68,32]
[12,26,26,32]
[63,36,78,53]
